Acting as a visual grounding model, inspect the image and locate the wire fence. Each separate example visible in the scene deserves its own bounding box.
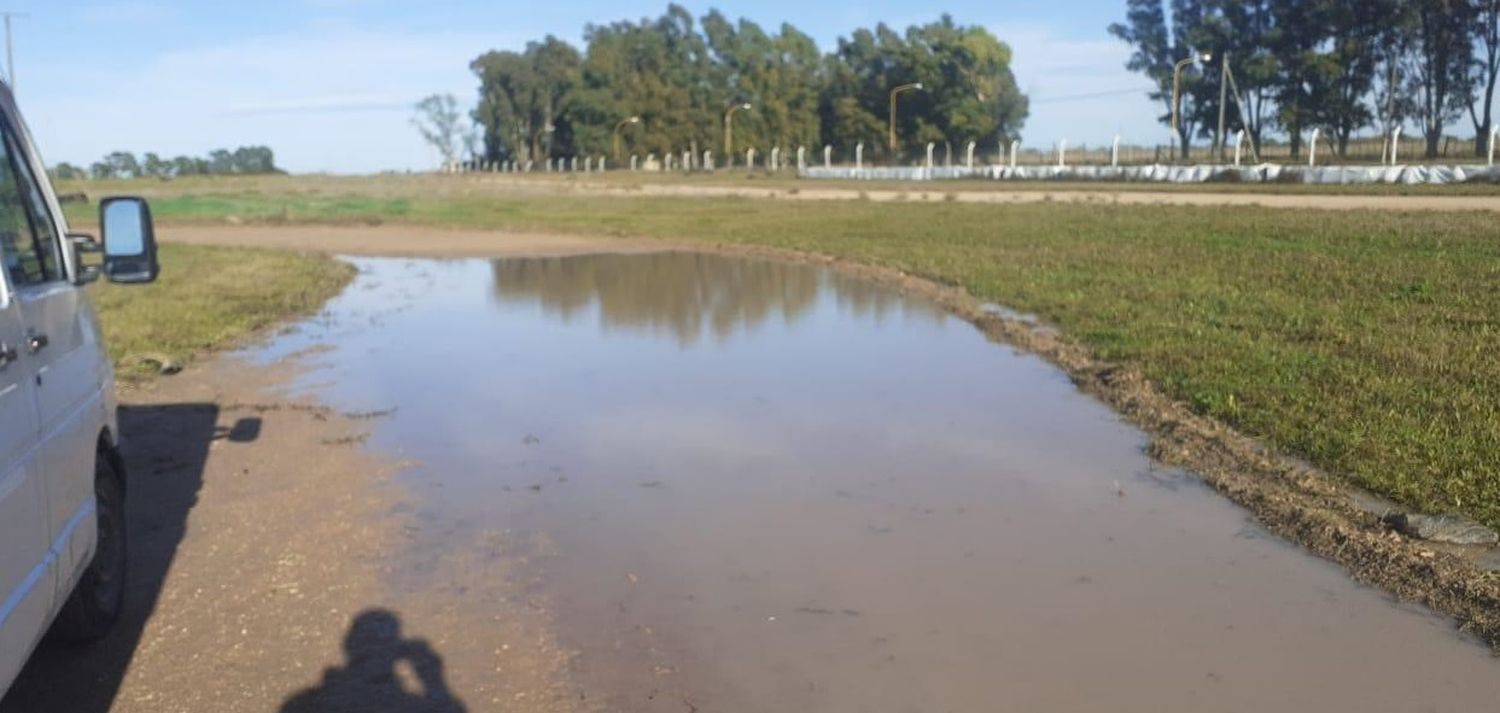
[451,130,1497,174]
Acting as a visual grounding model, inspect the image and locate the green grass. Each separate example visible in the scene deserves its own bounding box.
[90,243,355,379]
[67,175,1500,531]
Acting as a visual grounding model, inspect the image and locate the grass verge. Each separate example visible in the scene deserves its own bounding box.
[91,243,355,380]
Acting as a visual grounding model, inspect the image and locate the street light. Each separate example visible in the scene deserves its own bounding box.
[613,116,641,162]
[724,102,752,166]
[889,82,924,155]
[1171,52,1213,156]
[533,123,555,163]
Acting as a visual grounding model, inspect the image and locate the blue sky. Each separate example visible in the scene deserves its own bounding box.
[10,0,1160,174]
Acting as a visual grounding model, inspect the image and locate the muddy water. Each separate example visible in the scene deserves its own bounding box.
[253,253,1500,712]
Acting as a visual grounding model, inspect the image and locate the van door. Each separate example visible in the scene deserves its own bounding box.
[0,163,53,695]
[0,114,100,589]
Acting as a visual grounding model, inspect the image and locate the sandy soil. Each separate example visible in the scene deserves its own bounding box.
[158,225,675,259]
[1,350,576,713]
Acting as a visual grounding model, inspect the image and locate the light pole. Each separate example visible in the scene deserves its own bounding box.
[1171,52,1212,158]
[533,124,555,164]
[612,116,640,162]
[888,82,924,157]
[724,103,751,167]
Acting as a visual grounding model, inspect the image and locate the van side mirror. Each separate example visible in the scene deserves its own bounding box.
[100,196,159,284]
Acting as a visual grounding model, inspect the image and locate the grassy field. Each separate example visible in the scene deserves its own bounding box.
[68,174,1500,531]
[90,243,355,379]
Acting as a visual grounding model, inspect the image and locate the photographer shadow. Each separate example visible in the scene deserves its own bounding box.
[280,608,467,713]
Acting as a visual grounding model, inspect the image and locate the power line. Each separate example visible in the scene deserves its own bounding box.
[1030,86,1159,104]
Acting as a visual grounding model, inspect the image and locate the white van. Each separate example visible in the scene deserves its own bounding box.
[0,82,160,697]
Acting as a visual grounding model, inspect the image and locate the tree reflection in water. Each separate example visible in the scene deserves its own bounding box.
[489,252,943,346]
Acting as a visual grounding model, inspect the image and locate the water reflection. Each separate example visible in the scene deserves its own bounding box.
[489,252,942,346]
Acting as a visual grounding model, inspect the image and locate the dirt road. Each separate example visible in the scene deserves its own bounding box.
[156,225,672,259]
[482,176,1500,212]
[0,350,577,713]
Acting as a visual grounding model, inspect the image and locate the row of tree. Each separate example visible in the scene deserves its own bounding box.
[461,5,1028,164]
[50,146,281,180]
[1112,0,1500,159]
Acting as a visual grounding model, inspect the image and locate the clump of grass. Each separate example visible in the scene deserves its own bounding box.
[90,244,355,380]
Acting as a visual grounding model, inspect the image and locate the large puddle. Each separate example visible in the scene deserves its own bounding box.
[252,253,1500,711]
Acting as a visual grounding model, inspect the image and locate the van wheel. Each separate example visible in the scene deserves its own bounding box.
[54,454,128,643]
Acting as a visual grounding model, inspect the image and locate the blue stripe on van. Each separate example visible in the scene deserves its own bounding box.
[0,499,95,630]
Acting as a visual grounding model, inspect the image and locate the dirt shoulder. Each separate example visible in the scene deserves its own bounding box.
[157,225,677,258]
[1,351,576,713]
[151,224,1500,651]
[482,176,1500,213]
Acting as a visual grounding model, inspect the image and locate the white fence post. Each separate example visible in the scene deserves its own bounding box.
[1112,134,1121,167]
[823,145,832,169]
[925,142,935,172]
[1057,139,1067,168]
[599,157,607,172]
[1490,127,1497,167]
[1308,128,1320,167]
[666,153,675,171]
[1389,127,1402,166]
[1009,140,1019,169]
[746,148,755,169]
[944,143,952,167]
[645,153,655,171]
[1233,130,1245,167]
[704,150,714,170]
[683,150,692,171]
[524,161,533,172]
[855,142,864,170]
[797,146,807,171]
[965,141,976,169]
[771,147,781,171]
[630,155,638,171]
[584,157,593,172]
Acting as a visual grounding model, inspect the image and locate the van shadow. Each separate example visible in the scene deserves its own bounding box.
[0,403,222,712]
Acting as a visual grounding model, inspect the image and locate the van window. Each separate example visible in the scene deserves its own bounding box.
[0,122,63,288]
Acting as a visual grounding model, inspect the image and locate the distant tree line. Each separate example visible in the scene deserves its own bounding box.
[50,146,281,180]
[467,5,1028,164]
[1112,0,1500,159]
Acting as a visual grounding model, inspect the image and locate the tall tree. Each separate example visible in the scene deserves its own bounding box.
[569,5,718,159]
[702,13,824,155]
[1472,0,1500,156]
[412,94,468,167]
[1308,0,1391,156]
[824,17,1026,161]
[1407,0,1476,158]
[1109,0,1176,146]
[1110,0,1212,158]
[471,37,581,163]
[1184,0,1278,154]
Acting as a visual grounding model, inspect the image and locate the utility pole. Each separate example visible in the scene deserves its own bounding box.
[1,12,23,92]
[1216,52,1229,164]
